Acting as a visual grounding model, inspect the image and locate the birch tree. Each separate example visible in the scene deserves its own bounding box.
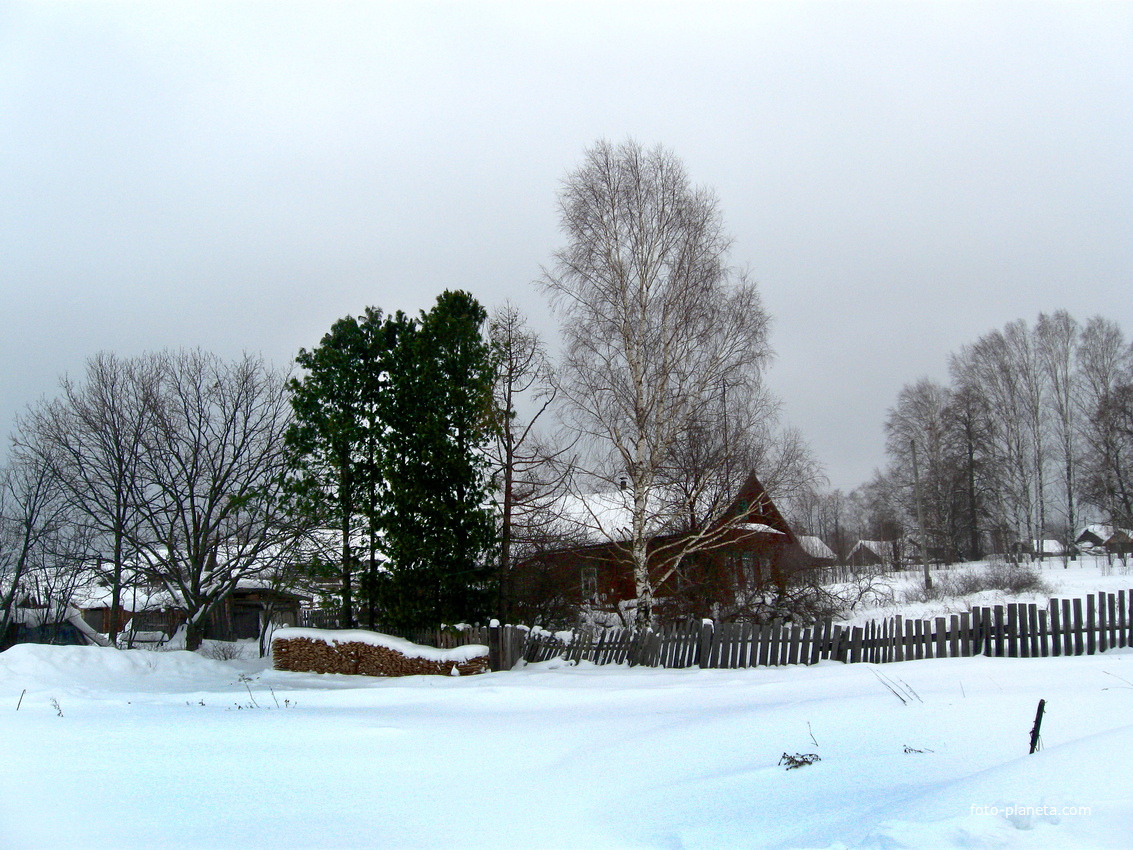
[542,139,772,631]
[1036,310,1080,555]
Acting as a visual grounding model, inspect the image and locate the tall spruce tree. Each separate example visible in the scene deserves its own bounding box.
[285,309,386,629]
[378,291,498,629]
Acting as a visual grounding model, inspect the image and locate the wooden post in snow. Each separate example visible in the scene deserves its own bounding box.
[1029,699,1046,754]
[911,440,931,590]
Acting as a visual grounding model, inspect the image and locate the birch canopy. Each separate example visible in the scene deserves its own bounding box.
[542,139,772,630]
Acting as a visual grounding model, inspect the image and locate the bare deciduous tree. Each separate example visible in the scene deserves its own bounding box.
[1077,316,1133,530]
[0,444,79,645]
[487,301,571,621]
[127,350,294,652]
[542,139,773,631]
[16,352,157,643]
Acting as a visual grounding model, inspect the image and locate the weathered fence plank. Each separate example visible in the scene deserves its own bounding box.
[787,624,801,666]
[1051,601,1062,657]
[811,620,826,665]
[768,620,781,667]
[1087,594,1097,655]
[1108,592,1118,651]
[1120,591,1128,649]
[698,621,712,669]
[1073,598,1084,656]
[1061,599,1073,656]
[848,626,862,664]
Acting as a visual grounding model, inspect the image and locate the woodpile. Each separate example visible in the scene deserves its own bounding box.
[273,634,489,677]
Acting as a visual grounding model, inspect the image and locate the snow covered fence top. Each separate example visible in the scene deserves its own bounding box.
[272,627,490,677]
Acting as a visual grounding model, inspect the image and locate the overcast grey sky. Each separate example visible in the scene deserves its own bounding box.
[2,1,1131,490]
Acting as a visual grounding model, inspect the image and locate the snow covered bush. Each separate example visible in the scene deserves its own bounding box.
[901,563,1051,603]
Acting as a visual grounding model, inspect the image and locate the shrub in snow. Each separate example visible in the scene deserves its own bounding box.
[901,563,1051,604]
[778,752,820,770]
[199,641,248,662]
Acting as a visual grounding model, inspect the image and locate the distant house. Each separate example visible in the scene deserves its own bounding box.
[513,471,802,625]
[4,544,314,649]
[1076,524,1112,551]
[797,536,836,567]
[847,540,904,569]
[96,581,309,643]
[1105,529,1133,557]
[0,603,112,650]
[1076,525,1133,557]
[905,537,952,566]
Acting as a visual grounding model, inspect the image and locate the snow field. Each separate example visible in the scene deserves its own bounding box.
[1,642,1132,849]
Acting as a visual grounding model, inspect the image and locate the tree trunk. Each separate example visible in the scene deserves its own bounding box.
[184,617,205,652]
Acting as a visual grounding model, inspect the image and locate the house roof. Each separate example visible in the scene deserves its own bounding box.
[548,471,794,547]
[1076,524,1112,543]
[849,540,889,559]
[798,535,836,560]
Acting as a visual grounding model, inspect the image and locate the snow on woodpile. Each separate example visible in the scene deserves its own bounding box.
[272,628,489,677]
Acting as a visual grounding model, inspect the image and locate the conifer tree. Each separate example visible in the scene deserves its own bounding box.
[378,291,498,629]
[285,309,386,629]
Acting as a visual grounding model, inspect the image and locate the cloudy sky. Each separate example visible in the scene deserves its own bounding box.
[2,1,1131,490]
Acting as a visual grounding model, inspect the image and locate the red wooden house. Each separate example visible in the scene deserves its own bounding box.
[511,471,806,626]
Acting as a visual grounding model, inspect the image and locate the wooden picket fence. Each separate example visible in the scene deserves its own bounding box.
[508,589,1133,671]
[294,590,1133,672]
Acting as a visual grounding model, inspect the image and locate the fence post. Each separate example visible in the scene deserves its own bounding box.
[698,620,713,669]
[488,620,501,672]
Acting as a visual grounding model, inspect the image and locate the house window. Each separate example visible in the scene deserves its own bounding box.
[741,553,756,588]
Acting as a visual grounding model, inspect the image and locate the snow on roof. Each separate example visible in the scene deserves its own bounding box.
[850,540,890,558]
[550,489,672,544]
[550,486,784,546]
[10,605,111,646]
[798,535,836,560]
[273,628,487,663]
[735,522,786,536]
[1077,524,1113,541]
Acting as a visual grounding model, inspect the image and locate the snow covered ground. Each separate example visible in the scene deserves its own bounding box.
[835,555,1133,628]
[1,636,1131,848]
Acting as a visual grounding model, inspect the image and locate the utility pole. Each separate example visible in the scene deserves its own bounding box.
[911,439,931,590]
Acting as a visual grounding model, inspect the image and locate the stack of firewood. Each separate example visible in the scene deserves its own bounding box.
[273,634,489,677]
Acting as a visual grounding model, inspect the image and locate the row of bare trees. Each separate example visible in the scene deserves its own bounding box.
[837,313,1133,564]
[0,350,300,650]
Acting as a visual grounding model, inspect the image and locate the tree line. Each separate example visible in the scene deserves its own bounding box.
[796,312,1133,565]
[1,139,827,644]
